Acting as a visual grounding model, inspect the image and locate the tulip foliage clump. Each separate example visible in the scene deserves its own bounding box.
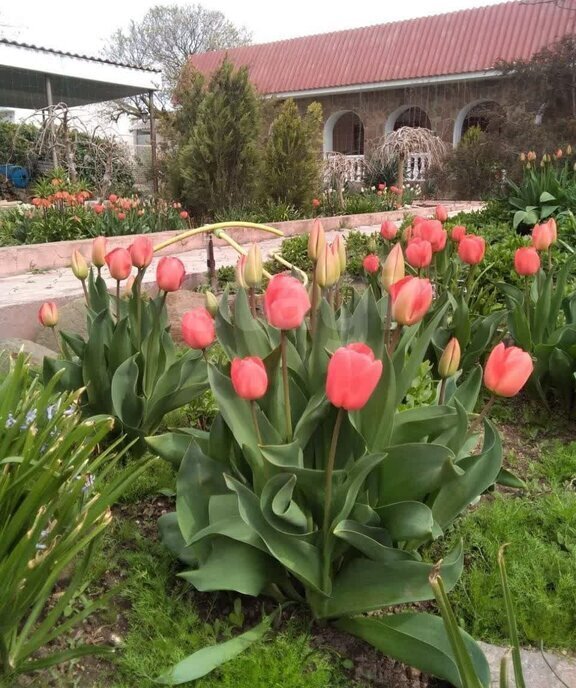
[42,237,208,451]
[150,220,533,684]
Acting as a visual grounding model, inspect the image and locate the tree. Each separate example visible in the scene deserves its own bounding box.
[102,4,251,120]
[263,100,323,210]
[178,59,261,218]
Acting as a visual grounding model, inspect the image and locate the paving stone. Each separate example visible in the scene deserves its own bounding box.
[479,641,576,687]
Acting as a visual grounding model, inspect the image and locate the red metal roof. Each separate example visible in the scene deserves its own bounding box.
[188,1,576,94]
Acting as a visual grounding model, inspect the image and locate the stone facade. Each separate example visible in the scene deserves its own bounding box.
[295,76,516,153]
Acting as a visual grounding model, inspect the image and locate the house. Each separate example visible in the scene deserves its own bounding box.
[188,0,576,182]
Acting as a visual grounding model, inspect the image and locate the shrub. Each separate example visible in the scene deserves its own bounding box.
[263,99,323,211]
[180,59,261,219]
[0,352,148,682]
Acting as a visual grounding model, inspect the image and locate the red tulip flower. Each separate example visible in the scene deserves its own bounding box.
[514,247,540,276]
[377,183,386,191]
[264,274,311,330]
[406,237,433,268]
[182,307,215,350]
[412,216,426,226]
[179,210,189,219]
[156,256,185,292]
[326,343,383,410]
[312,198,321,208]
[418,220,446,252]
[129,236,154,269]
[231,357,268,400]
[105,248,132,281]
[108,194,118,203]
[435,204,448,223]
[531,222,555,251]
[451,225,466,243]
[390,276,433,326]
[38,301,59,328]
[363,254,380,274]
[458,235,485,265]
[93,204,105,214]
[484,342,533,397]
[380,220,398,240]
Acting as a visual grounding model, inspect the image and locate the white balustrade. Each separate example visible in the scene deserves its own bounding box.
[406,153,430,182]
[324,153,365,184]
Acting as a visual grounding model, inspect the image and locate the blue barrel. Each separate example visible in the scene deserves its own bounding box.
[0,165,30,189]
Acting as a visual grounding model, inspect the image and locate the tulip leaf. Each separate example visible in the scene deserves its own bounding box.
[87,270,110,315]
[375,501,435,542]
[225,474,326,594]
[333,520,418,561]
[82,309,113,411]
[146,431,195,468]
[391,406,458,445]
[344,286,384,354]
[59,331,86,359]
[111,355,145,431]
[377,443,461,506]
[42,358,83,394]
[232,288,273,358]
[331,453,386,527]
[108,317,133,376]
[158,512,198,566]
[260,474,310,535]
[155,610,277,685]
[179,538,279,596]
[336,613,490,688]
[308,300,340,387]
[431,420,502,529]
[350,348,396,452]
[314,540,463,618]
[293,390,331,449]
[447,365,482,413]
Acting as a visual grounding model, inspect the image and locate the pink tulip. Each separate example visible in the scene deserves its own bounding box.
[418,220,446,252]
[531,221,555,251]
[451,225,467,243]
[92,236,107,268]
[435,205,448,223]
[406,238,433,268]
[129,236,154,269]
[484,343,533,397]
[231,357,268,400]
[326,343,383,410]
[514,247,540,276]
[105,248,132,281]
[380,220,398,240]
[181,307,215,349]
[363,254,380,274]
[458,235,485,265]
[264,274,311,330]
[390,276,433,326]
[38,301,58,328]
[156,256,185,292]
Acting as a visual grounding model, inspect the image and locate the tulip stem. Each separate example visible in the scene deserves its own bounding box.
[250,401,263,444]
[249,288,257,318]
[280,330,292,441]
[465,265,477,306]
[384,295,393,350]
[51,326,63,355]
[135,269,143,346]
[471,395,496,434]
[310,267,319,338]
[524,277,531,325]
[388,325,403,356]
[322,407,345,590]
[547,246,552,272]
[81,279,89,305]
[439,377,447,405]
[115,280,121,321]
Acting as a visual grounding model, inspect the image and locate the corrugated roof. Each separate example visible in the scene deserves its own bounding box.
[0,38,161,73]
[188,1,576,94]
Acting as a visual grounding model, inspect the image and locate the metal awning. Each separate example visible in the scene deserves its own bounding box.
[0,39,160,109]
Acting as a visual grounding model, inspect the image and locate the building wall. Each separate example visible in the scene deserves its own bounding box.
[296,77,518,152]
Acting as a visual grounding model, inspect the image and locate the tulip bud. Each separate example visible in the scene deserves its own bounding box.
[381,243,404,292]
[156,256,185,292]
[368,236,377,253]
[555,148,563,159]
[71,250,89,280]
[92,236,107,268]
[244,243,263,288]
[308,219,326,261]
[519,152,526,162]
[308,281,322,309]
[435,204,448,223]
[438,337,461,378]
[567,144,573,156]
[205,290,219,316]
[182,307,215,349]
[231,356,268,400]
[332,235,347,272]
[514,246,540,276]
[316,244,339,287]
[38,301,58,328]
[129,236,154,269]
[236,255,247,289]
[380,220,398,240]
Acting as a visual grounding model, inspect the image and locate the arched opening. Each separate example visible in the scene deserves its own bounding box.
[453,100,505,147]
[385,105,432,136]
[323,110,364,155]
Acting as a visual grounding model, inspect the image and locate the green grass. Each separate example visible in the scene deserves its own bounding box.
[444,443,576,650]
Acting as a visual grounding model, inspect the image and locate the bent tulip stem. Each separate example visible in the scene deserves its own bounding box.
[322,407,344,591]
[280,330,292,441]
[250,400,263,445]
[471,395,496,434]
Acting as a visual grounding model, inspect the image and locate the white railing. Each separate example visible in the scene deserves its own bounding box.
[406,153,430,183]
[324,152,365,184]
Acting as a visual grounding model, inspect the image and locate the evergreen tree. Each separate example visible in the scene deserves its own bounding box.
[263,99,323,210]
[179,59,261,218]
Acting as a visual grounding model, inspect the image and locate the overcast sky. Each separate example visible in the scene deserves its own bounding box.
[2,0,507,55]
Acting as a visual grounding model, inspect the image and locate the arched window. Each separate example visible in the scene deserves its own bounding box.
[385,105,432,136]
[323,111,365,155]
[453,100,504,146]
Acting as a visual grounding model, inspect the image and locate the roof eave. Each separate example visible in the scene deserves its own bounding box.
[270,69,502,99]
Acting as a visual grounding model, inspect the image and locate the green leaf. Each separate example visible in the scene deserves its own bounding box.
[336,613,490,688]
[260,474,309,535]
[146,432,194,469]
[333,520,417,562]
[391,406,458,445]
[155,610,277,685]
[42,358,83,393]
[225,475,326,594]
[111,356,145,431]
[314,540,463,617]
[376,501,434,542]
